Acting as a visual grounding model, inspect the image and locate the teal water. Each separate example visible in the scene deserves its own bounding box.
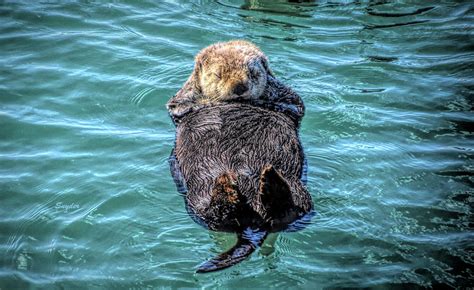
[1,1,473,288]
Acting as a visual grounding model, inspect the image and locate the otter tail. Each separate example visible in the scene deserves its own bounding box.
[196,228,267,273]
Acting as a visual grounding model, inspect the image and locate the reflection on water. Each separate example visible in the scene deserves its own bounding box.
[0,0,473,288]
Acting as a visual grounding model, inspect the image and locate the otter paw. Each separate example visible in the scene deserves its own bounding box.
[212,171,239,204]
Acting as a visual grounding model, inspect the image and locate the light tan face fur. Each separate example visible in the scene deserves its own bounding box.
[194,41,271,103]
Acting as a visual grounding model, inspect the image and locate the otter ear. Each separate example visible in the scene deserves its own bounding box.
[261,58,274,77]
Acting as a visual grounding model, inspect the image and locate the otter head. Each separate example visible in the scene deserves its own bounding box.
[192,40,273,103]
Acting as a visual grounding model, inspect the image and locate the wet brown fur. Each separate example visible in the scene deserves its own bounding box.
[173,103,312,232]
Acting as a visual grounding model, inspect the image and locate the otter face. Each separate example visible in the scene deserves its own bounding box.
[194,41,272,103]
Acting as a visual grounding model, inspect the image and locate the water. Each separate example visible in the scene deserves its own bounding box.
[1,1,472,288]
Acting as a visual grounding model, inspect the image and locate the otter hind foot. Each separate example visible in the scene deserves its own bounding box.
[258,165,295,221]
[211,171,240,204]
[206,171,246,230]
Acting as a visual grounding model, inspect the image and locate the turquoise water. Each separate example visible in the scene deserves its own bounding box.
[1,0,473,288]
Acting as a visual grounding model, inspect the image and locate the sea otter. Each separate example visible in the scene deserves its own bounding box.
[167,40,313,272]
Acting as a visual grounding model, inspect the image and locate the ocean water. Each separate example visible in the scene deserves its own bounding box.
[1,1,473,288]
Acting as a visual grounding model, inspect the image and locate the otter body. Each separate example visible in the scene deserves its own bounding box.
[167,40,313,272]
[170,103,312,272]
[173,103,311,232]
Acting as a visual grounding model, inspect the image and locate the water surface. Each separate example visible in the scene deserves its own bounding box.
[1,1,473,288]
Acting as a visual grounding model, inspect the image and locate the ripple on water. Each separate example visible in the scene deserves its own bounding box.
[1,0,473,288]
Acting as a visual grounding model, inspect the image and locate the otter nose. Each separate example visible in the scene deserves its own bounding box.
[233,83,248,96]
